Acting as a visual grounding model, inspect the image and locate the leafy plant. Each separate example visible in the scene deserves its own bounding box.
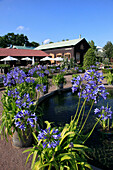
[105,71,113,85]
[0,67,41,140]
[24,121,92,170]
[83,48,96,70]
[52,73,66,87]
[24,68,110,169]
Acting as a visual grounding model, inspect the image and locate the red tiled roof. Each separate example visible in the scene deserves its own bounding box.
[0,48,48,57]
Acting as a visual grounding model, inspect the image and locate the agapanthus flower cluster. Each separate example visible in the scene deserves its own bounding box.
[72,69,109,103]
[15,93,34,109]
[35,84,47,93]
[3,67,27,87]
[37,127,61,148]
[14,110,37,130]
[28,65,48,77]
[28,67,40,76]
[94,106,112,120]
[8,88,20,98]
[25,77,35,83]
[84,69,104,84]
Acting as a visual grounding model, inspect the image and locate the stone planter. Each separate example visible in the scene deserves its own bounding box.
[12,129,33,147]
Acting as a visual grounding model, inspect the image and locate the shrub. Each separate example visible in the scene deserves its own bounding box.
[52,73,66,86]
[83,48,96,70]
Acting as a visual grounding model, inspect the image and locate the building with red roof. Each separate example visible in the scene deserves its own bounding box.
[0,48,48,66]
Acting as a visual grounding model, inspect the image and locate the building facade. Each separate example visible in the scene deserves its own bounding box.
[35,37,90,65]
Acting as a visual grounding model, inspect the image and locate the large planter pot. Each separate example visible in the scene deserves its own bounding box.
[12,129,33,148]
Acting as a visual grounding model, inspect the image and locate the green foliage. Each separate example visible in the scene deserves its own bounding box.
[0,64,10,68]
[0,33,39,48]
[88,40,97,51]
[0,77,39,140]
[24,121,92,170]
[105,72,113,85]
[103,41,113,59]
[102,69,111,74]
[102,58,110,65]
[83,48,96,69]
[36,75,49,86]
[69,58,74,68]
[72,74,78,79]
[52,73,66,86]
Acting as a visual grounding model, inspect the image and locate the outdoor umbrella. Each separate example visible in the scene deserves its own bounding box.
[40,56,53,61]
[0,56,18,61]
[53,57,63,61]
[0,56,18,64]
[21,57,32,61]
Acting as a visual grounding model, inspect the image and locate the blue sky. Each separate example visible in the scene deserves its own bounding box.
[0,0,113,47]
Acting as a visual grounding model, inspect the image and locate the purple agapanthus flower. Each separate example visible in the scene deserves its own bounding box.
[14,110,37,130]
[94,105,112,120]
[37,127,61,149]
[72,69,109,103]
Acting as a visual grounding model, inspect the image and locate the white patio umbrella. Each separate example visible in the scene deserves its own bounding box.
[21,57,32,61]
[40,56,53,61]
[0,56,18,64]
[54,57,63,61]
[0,56,18,61]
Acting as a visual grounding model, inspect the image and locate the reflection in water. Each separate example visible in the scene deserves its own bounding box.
[39,89,113,127]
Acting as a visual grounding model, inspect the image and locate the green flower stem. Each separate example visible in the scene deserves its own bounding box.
[107,118,110,131]
[79,104,85,130]
[72,96,81,122]
[76,98,87,127]
[83,116,101,144]
[79,100,94,134]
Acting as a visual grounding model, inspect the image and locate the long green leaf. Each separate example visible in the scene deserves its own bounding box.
[31,150,38,169]
[59,132,74,145]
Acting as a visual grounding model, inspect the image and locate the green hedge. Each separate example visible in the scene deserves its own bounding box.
[0,64,10,68]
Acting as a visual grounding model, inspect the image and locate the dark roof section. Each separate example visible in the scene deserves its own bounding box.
[0,48,48,57]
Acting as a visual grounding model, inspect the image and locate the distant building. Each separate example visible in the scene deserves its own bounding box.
[35,36,90,65]
[96,46,103,52]
[0,48,48,66]
[7,44,35,50]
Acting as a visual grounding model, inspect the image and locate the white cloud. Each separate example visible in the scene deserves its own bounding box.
[16,26,24,31]
[43,39,50,44]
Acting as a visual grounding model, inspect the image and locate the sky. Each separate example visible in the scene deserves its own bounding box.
[0,0,113,47]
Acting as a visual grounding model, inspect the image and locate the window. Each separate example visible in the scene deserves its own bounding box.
[76,52,80,63]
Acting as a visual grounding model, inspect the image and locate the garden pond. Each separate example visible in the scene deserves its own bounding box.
[39,88,113,169]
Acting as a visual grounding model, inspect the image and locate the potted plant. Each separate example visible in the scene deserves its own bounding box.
[52,73,66,89]
[0,67,41,147]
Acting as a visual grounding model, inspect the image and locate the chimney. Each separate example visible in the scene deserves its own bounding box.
[79,34,81,39]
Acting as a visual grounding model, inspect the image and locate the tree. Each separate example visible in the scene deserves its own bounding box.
[0,33,39,48]
[83,48,96,69]
[88,40,97,51]
[49,41,54,44]
[30,41,40,47]
[103,41,113,59]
